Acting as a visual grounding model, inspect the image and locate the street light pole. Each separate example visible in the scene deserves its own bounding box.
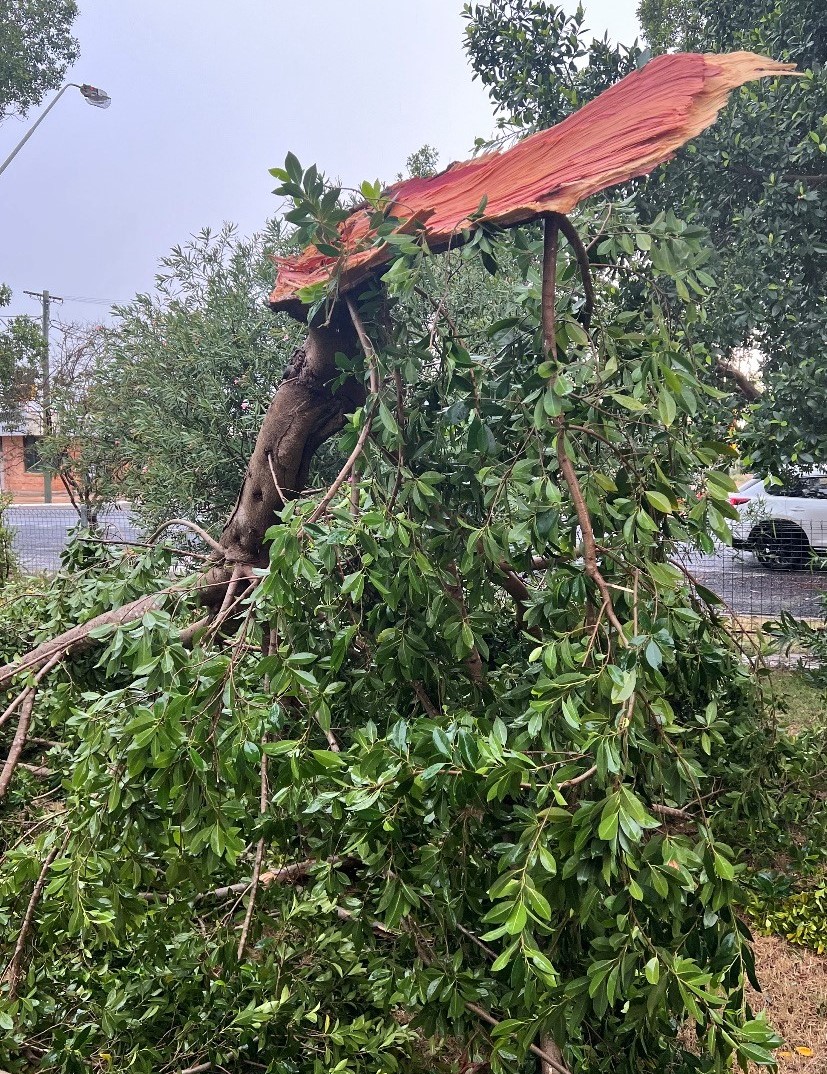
[0,83,111,178]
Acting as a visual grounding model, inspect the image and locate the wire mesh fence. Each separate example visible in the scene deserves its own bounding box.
[4,504,137,573]
[2,504,825,626]
[681,545,827,622]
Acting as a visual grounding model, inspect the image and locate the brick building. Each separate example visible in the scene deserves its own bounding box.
[0,419,70,503]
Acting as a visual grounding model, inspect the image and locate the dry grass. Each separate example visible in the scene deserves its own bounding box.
[749,935,827,1072]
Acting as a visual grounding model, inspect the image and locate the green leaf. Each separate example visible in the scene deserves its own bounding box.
[645,490,673,514]
[432,728,452,759]
[612,393,646,412]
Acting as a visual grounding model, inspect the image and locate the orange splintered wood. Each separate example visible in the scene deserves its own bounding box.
[270,51,796,312]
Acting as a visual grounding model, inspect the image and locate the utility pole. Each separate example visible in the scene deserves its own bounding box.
[23,289,63,503]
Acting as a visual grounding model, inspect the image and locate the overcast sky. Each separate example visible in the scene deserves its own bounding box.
[0,0,639,325]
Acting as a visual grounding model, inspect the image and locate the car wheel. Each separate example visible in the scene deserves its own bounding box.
[750,522,811,570]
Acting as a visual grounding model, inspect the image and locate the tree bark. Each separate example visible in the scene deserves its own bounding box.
[200,316,362,613]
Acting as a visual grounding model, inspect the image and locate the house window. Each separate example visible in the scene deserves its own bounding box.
[23,435,43,473]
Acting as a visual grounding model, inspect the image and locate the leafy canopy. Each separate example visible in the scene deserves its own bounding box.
[0,286,43,428]
[0,163,809,1071]
[0,0,79,121]
[463,0,827,472]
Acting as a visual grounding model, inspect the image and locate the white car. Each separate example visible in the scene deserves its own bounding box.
[730,471,827,568]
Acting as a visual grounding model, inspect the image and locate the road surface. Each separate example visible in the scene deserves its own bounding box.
[5,505,137,573]
[681,546,826,619]
[3,508,826,620]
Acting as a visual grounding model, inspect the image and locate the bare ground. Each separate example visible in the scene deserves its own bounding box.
[749,935,827,1072]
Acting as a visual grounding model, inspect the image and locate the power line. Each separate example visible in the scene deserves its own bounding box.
[59,294,117,306]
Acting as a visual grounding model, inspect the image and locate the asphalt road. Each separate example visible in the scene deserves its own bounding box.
[682,546,826,619]
[3,507,826,620]
[5,505,137,573]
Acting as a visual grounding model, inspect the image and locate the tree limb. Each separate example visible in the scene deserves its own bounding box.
[0,652,65,802]
[3,832,70,999]
[715,361,761,402]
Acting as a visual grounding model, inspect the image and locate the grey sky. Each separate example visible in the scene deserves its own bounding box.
[0,0,639,325]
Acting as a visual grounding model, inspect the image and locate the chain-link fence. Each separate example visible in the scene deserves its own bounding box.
[4,504,137,573]
[2,504,826,625]
[682,546,827,622]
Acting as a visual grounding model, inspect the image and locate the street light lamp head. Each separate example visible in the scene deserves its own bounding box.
[0,80,111,178]
[78,84,111,109]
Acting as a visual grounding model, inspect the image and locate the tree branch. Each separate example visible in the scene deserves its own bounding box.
[0,651,65,802]
[148,518,224,556]
[3,832,70,999]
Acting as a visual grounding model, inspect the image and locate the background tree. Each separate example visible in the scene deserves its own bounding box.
[463,0,827,471]
[0,286,42,428]
[71,222,304,531]
[35,322,124,523]
[0,0,80,121]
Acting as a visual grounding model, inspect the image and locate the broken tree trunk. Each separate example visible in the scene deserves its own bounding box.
[200,314,363,614]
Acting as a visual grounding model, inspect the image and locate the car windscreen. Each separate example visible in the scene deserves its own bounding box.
[765,475,827,498]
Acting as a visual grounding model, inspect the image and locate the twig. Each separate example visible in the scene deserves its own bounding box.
[541,215,626,646]
[4,831,70,999]
[650,802,690,820]
[541,215,560,362]
[0,686,28,731]
[465,1003,572,1074]
[77,536,211,561]
[147,518,224,557]
[554,213,595,328]
[412,681,441,717]
[495,561,540,637]
[18,763,53,778]
[265,450,287,504]
[0,652,64,802]
[454,921,498,961]
[557,764,597,790]
[236,747,269,960]
[346,295,380,396]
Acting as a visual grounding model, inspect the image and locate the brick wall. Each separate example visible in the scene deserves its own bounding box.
[0,435,70,503]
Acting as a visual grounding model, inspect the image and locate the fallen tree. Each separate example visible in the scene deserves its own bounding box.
[0,50,808,1074]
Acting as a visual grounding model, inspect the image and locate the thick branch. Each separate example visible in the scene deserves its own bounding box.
[715,361,761,402]
[4,832,70,999]
[202,317,363,613]
[0,652,65,801]
[0,589,176,692]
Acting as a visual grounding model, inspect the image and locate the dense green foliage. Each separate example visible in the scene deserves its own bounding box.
[748,874,827,955]
[0,0,79,121]
[1,11,824,1070]
[59,223,303,530]
[463,0,827,471]
[0,175,818,1071]
[0,286,43,428]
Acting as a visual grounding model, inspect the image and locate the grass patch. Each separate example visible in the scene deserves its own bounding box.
[766,669,827,733]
